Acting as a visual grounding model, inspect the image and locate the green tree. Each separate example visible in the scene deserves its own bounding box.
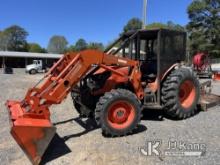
[0,31,10,51]
[145,22,167,29]
[145,21,185,31]
[67,45,77,52]
[87,42,104,50]
[75,38,88,51]
[0,25,28,51]
[47,35,68,54]
[28,43,45,53]
[123,18,142,33]
[167,21,185,31]
[40,48,47,53]
[187,0,220,56]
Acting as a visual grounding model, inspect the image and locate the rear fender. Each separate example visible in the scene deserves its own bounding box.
[161,63,180,82]
[147,63,179,92]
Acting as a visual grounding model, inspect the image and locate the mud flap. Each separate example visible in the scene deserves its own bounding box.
[6,100,56,165]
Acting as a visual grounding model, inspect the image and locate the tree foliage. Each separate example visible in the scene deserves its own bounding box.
[47,35,68,54]
[0,31,10,51]
[68,45,77,52]
[0,25,28,51]
[187,0,220,56]
[0,25,106,54]
[87,42,104,50]
[68,39,104,52]
[122,18,185,35]
[123,18,142,33]
[28,43,46,53]
[145,21,185,31]
[74,38,88,51]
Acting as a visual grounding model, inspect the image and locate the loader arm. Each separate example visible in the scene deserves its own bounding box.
[23,50,143,117]
[6,50,143,164]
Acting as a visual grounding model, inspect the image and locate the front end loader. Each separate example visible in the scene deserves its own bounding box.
[5,29,218,164]
[6,49,143,164]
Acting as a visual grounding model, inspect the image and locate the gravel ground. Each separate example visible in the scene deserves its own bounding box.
[0,69,220,165]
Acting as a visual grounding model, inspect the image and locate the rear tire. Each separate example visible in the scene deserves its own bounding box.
[161,68,200,119]
[95,89,142,136]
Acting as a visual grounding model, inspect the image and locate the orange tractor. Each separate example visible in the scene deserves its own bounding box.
[6,29,202,164]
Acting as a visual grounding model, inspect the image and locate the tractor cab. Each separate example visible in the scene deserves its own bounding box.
[105,29,187,82]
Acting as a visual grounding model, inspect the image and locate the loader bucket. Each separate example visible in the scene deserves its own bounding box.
[6,100,56,165]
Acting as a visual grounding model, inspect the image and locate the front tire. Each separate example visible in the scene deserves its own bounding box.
[29,69,37,74]
[162,68,200,119]
[95,89,142,136]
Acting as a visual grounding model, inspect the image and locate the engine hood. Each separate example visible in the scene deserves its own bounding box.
[26,64,37,70]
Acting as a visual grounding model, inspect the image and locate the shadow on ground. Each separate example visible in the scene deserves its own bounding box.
[40,108,202,164]
[40,116,147,164]
[103,124,147,138]
[141,106,201,121]
[41,117,99,164]
[62,117,99,141]
[142,108,165,121]
[40,133,71,165]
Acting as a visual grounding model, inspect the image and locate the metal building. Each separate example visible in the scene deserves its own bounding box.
[0,51,62,68]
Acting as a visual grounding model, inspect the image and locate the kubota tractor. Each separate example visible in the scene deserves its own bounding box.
[6,29,201,164]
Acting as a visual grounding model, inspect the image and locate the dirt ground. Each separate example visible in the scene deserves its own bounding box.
[0,69,220,165]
